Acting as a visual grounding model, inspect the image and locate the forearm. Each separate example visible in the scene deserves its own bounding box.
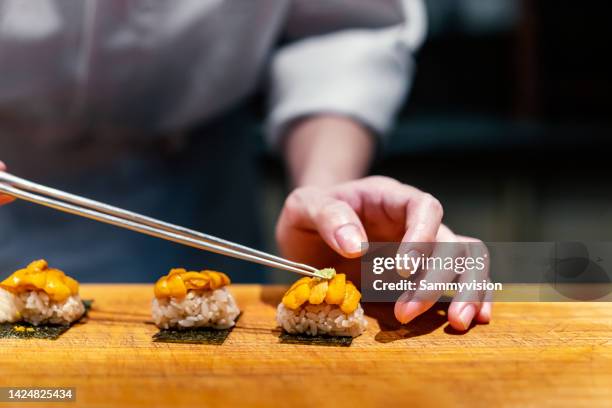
[282,115,376,188]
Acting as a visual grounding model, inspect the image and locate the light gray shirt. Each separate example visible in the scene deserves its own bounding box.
[0,0,426,147]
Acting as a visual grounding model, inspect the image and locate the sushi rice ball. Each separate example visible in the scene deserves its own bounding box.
[0,260,85,326]
[152,268,240,330]
[276,271,368,338]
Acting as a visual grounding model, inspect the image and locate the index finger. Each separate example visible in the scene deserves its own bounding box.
[385,184,444,276]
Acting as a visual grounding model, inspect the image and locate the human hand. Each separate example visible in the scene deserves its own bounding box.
[0,161,15,205]
[275,176,491,331]
[393,226,492,331]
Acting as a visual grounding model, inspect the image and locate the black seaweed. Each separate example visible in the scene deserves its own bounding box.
[0,322,70,340]
[153,327,233,345]
[152,313,241,345]
[278,332,353,347]
[0,299,93,340]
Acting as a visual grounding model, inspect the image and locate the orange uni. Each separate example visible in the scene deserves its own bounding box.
[282,273,361,314]
[154,268,231,299]
[0,260,79,302]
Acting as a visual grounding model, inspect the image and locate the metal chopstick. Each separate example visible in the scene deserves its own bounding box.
[0,171,322,278]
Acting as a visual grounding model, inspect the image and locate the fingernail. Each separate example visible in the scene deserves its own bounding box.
[335,224,363,255]
[396,301,421,324]
[458,304,476,331]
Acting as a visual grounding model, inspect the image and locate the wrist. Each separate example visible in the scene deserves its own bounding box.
[282,114,375,188]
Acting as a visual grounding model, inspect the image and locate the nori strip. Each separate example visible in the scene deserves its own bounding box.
[153,327,233,345]
[279,332,353,347]
[82,299,94,312]
[0,322,70,340]
[0,299,93,340]
[152,313,241,345]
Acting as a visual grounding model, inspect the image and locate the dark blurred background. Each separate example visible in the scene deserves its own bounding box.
[2,1,610,284]
[261,0,612,282]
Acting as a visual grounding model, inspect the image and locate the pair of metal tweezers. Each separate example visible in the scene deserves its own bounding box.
[0,171,323,278]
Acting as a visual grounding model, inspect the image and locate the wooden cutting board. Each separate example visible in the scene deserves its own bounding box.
[0,284,611,408]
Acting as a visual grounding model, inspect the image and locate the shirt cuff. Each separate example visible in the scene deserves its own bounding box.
[266,26,416,149]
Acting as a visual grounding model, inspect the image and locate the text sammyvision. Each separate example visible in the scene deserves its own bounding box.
[369,253,503,293]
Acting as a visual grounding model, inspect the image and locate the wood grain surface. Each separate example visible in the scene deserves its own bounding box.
[0,284,611,408]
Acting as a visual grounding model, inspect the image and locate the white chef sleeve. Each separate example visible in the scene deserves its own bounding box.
[266,0,427,148]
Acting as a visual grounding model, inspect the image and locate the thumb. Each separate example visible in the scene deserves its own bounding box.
[282,187,368,258]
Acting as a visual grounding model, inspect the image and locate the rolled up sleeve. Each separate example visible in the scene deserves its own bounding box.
[266,0,427,148]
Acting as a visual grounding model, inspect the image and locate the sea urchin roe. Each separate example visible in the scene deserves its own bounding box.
[325,273,346,305]
[154,268,231,299]
[0,260,79,302]
[281,273,361,314]
[308,280,328,305]
[340,281,361,314]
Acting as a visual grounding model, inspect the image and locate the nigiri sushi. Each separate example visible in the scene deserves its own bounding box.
[152,268,240,330]
[276,271,368,338]
[0,260,86,326]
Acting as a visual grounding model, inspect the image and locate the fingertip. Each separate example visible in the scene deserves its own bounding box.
[334,223,367,258]
[448,303,477,332]
[0,195,15,205]
[394,300,433,325]
[0,159,14,205]
[475,302,492,324]
[394,301,409,324]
